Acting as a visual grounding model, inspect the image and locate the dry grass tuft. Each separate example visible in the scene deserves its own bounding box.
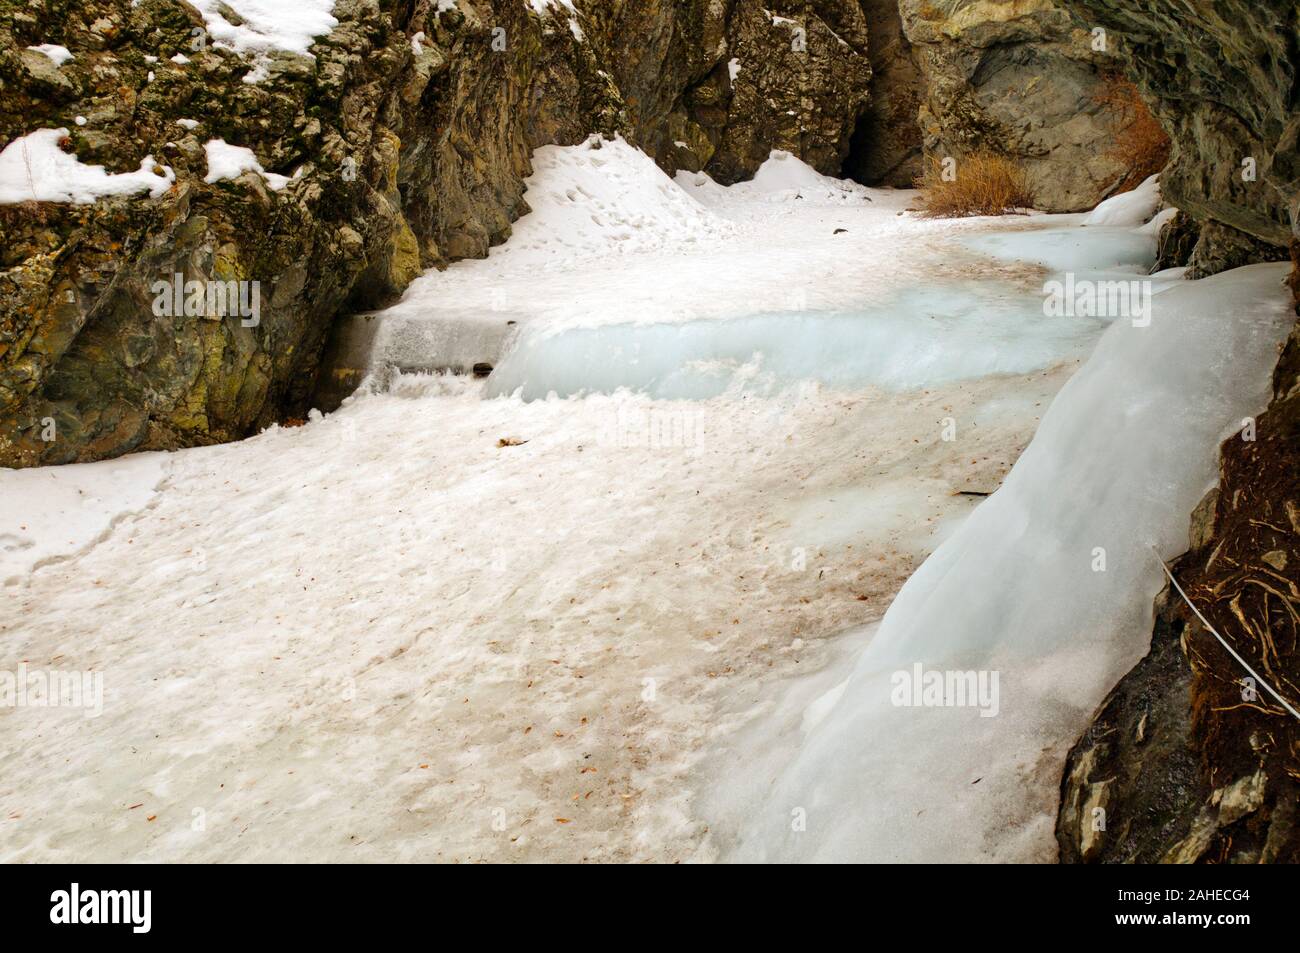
[913,152,1035,218]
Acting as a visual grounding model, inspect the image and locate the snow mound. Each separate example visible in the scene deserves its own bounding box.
[0,128,174,205]
[203,139,289,191]
[1082,174,1161,227]
[188,0,338,83]
[719,262,1294,862]
[677,150,874,208]
[499,135,733,263]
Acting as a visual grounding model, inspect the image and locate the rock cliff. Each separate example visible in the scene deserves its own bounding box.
[0,0,872,465]
[898,0,1132,211]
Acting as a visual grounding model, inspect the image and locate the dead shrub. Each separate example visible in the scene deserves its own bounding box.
[1094,74,1171,193]
[913,152,1035,218]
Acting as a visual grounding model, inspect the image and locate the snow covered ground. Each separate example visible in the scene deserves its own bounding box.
[2,142,1286,863]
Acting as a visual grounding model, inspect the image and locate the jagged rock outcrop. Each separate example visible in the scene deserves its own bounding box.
[898,0,1131,212]
[0,0,871,466]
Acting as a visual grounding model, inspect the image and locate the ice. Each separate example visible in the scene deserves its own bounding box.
[332,308,521,380]
[711,263,1295,863]
[963,224,1155,276]
[0,128,174,205]
[484,285,1109,400]
[1081,174,1162,227]
[483,161,1162,402]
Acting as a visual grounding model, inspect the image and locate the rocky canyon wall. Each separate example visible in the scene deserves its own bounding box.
[897,0,1132,212]
[0,0,872,466]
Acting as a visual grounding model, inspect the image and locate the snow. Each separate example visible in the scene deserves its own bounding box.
[676,150,879,207]
[526,0,576,15]
[1139,205,1179,237]
[441,135,734,270]
[728,58,741,82]
[202,139,289,191]
[3,137,1282,864]
[187,0,338,83]
[1082,174,1161,227]
[707,262,1294,862]
[0,128,174,205]
[0,454,168,587]
[27,44,73,65]
[0,141,1089,862]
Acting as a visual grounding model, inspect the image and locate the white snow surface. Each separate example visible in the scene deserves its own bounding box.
[2,140,1286,864]
[188,0,338,83]
[202,139,289,191]
[0,128,173,205]
[0,454,168,587]
[27,44,73,65]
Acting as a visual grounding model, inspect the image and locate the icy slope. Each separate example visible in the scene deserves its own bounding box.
[716,263,1296,862]
[342,143,959,382]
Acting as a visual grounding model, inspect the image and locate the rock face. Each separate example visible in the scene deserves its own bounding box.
[844,0,923,187]
[0,0,871,466]
[898,0,1130,212]
[1054,0,1300,864]
[1057,0,1299,252]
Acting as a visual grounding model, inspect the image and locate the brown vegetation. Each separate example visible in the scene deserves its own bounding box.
[1095,74,1171,193]
[914,152,1035,218]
